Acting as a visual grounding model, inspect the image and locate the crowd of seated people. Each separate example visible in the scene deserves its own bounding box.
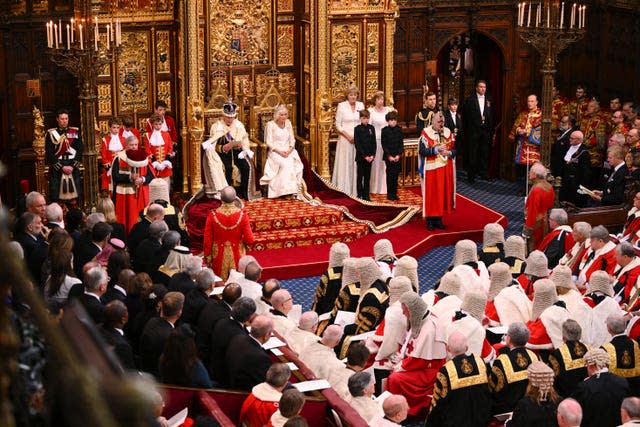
[8,187,640,427]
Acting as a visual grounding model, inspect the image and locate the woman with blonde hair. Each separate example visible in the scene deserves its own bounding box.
[368,91,393,195]
[260,104,304,198]
[96,196,126,241]
[332,85,364,195]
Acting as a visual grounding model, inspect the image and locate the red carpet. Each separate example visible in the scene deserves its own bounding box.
[251,192,508,279]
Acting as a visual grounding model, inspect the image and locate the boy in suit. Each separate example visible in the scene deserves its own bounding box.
[381,111,404,201]
[354,110,376,201]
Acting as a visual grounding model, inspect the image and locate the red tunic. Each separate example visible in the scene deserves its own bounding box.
[420,126,456,218]
[101,134,125,191]
[145,131,174,178]
[146,115,178,143]
[509,107,542,166]
[203,203,255,280]
[524,180,555,249]
[622,208,640,244]
[112,154,152,233]
[119,127,141,143]
[239,394,279,427]
[613,258,640,306]
[526,318,553,351]
[387,357,445,416]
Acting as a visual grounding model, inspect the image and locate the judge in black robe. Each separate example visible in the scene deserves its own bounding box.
[312,266,343,315]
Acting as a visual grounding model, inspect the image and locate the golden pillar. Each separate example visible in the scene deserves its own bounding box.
[185,0,202,194]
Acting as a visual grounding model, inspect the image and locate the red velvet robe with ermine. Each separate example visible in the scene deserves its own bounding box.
[419,125,456,218]
[203,202,255,280]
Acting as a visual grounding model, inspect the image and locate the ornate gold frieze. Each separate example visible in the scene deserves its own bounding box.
[367,23,379,64]
[277,24,294,67]
[118,32,150,111]
[366,70,379,101]
[156,31,170,73]
[208,0,271,66]
[97,84,113,115]
[331,24,360,100]
[278,0,293,12]
[97,0,175,21]
[157,81,172,110]
[329,0,387,14]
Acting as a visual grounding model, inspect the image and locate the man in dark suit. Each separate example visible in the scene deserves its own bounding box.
[572,348,630,427]
[100,300,136,370]
[196,282,241,365]
[592,145,628,206]
[181,266,213,327]
[79,265,109,324]
[134,220,168,275]
[13,212,48,284]
[462,80,494,184]
[551,114,579,177]
[560,130,591,207]
[139,291,184,377]
[74,221,112,279]
[45,202,65,229]
[102,269,134,305]
[209,296,257,386]
[226,315,274,391]
[127,203,165,262]
[444,97,463,154]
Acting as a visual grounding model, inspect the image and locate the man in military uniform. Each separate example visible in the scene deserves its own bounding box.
[489,322,538,414]
[415,91,437,137]
[551,86,568,131]
[580,99,608,186]
[203,186,255,280]
[566,85,590,124]
[601,313,640,395]
[426,332,492,427]
[548,319,588,397]
[209,100,253,200]
[312,242,350,315]
[509,94,543,170]
[45,109,83,202]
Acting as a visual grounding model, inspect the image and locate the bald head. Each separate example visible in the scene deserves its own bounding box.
[622,397,640,422]
[244,261,262,282]
[222,282,242,305]
[221,186,236,203]
[249,315,273,343]
[382,394,409,423]
[271,289,292,314]
[557,398,582,427]
[322,325,343,348]
[569,130,584,146]
[298,311,319,332]
[147,203,165,221]
[447,331,468,356]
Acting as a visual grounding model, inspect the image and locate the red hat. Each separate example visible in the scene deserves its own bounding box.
[20,180,29,194]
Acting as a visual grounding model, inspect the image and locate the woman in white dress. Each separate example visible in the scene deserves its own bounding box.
[260,105,304,198]
[332,85,364,195]
[368,91,392,195]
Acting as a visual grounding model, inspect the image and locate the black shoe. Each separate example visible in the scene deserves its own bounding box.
[387,196,398,201]
[435,219,446,230]
[426,219,434,230]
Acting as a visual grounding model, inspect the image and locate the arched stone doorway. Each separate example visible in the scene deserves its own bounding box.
[436,32,505,178]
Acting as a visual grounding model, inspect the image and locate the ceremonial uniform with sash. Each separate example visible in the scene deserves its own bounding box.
[523,179,555,251]
[509,106,542,166]
[567,96,589,124]
[210,116,252,200]
[580,110,608,182]
[602,334,640,395]
[100,132,125,191]
[144,129,174,183]
[311,266,343,315]
[547,340,588,397]
[111,150,153,233]
[415,106,437,137]
[419,124,456,227]
[489,346,538,414]
[203,201,255,280]
[45,126,83,201]
[426,353,492,427]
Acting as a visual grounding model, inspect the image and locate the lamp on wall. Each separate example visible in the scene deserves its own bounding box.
[516,1,586,168]
[45,1,122,211]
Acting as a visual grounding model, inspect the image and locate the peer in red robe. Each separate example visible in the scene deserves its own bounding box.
[621,199,640,245]
[612,248,640,307]
[203,191,255,280]
[576,240,617,285]
[419,112,456,230]
[101,119,126,191]
[111,144,153,233]
[538,224,574,269]
[523,164,555,251]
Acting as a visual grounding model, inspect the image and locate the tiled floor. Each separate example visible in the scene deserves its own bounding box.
[280,170,523,310]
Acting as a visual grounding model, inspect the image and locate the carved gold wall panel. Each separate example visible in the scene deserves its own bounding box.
[366,70,379,101]
[104,0,174,20]
[277,24,294,67]
[277,0,293,12]
[97,84,113,116]
[331,24,360,99]
[118,32,150,112]
[208,0,271,65]
[157,81,172,110]
[367,23,379,64]
[98,119,109,135]
[156,31,171,74]
[329,0,386,14]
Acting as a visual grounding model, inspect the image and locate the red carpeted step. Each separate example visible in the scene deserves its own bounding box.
[245,198,344,232]
[247,221,369,251]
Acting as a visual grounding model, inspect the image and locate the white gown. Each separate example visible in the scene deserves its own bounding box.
[332,100,364,195]
[369,106,391,194]
[260,120,303,198]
